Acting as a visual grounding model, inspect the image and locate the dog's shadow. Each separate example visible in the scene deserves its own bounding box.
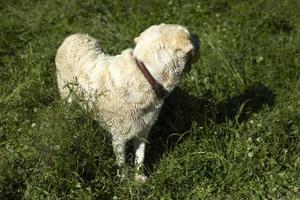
[144,82,275,172]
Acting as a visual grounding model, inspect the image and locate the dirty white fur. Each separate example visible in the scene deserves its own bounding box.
[55,24,198,181]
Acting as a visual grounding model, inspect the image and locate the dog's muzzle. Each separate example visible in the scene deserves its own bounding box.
[184,33,200,72]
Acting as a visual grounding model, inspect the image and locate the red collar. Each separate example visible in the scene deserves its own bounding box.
[134,57,170,98]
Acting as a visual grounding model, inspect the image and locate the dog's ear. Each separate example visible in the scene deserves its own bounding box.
[134,36,140,44]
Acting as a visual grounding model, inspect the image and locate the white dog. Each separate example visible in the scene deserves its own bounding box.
[55,24,199,181]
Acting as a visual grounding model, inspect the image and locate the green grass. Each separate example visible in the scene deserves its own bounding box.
[1,0,299,199]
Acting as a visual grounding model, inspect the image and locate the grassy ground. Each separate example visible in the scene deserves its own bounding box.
[1,0,300,199]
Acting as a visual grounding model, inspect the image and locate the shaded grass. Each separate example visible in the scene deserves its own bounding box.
[0,0,300,199]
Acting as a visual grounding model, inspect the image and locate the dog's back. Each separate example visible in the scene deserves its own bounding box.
[55,34,104,98]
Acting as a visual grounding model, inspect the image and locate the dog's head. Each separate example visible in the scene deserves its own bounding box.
[133,24,199,91]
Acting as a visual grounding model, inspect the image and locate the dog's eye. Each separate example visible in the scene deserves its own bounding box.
[175,48,183,54]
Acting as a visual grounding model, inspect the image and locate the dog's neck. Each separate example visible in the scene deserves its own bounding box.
[134,57,170,98]
[131,49,182,96]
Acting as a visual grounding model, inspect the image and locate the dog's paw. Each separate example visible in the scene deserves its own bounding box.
[134,174,147,183]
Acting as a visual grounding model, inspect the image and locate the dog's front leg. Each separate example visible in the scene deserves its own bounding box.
[133,138,147,182]
[112,135,126,179]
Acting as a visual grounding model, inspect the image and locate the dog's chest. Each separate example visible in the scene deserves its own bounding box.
[93,88,163,137]
[127,100,163,136]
